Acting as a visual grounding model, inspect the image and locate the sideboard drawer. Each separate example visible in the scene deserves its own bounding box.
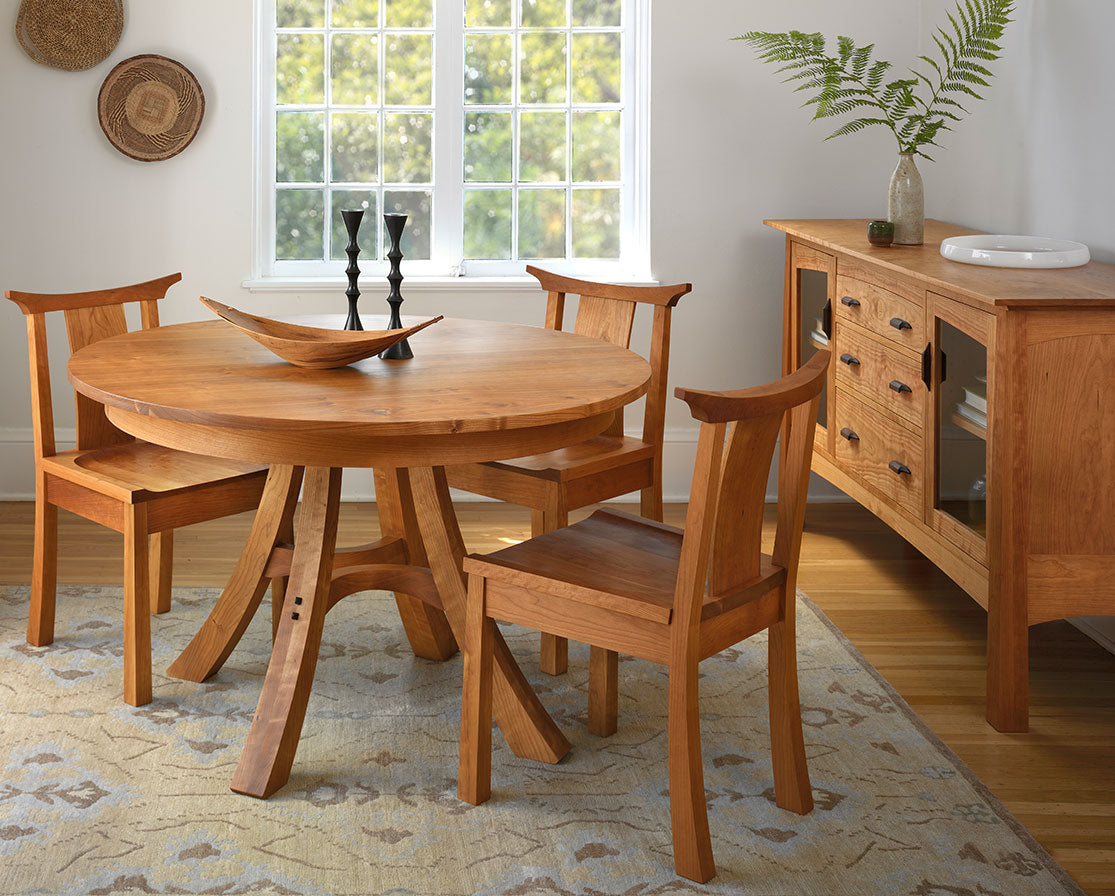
[834,394,923,516]
[835,322,926,429]
[836,275,925,351]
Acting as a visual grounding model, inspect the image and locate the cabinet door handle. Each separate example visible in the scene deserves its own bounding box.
[840,353,860,366]
[839,427,860,441]
[822,299,833,339]
[921,343,932,390]
[889,317,912,331]
[841,296,861,307]
[889,460,912,476]
[889,379,912,394]
[940,349,948,384]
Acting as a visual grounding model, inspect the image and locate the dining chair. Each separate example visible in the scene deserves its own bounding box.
[457,350,830,882]
[445,265,692,677]
[6,274,269,706]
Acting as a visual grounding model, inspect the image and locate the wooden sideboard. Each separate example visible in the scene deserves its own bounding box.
[767,218,1115,732]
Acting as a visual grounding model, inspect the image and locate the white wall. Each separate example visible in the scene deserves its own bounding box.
[0,0,916,501]
[922,0,1115,263]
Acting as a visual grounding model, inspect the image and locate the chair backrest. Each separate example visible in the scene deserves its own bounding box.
[670,351,831,631]
[5,274,183,459]
[526,266,691,442]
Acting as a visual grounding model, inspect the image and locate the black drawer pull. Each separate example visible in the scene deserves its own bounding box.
[841,296,861,307]
[890,317,912,331]
[889,380,912,394]
[840,353,860,366]
[839,427,860,441]
[889,461,912,476]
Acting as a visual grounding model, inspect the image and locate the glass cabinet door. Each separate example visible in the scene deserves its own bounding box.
[788,241,836,454]
[927,292,994,562]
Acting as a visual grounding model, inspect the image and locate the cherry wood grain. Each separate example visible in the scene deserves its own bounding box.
[67,315,640,795]
[201,298,443,369]
[444,269,691,678]
[458,354,828,882]
[767,219,1115,307]
[4,275,268,706]
[69,317,649,441]
[774,219,1115,733]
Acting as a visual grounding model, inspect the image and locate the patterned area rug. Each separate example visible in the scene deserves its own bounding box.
[0,584,1083,896]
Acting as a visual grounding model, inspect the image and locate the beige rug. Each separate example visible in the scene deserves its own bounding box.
[0,584,1083,896]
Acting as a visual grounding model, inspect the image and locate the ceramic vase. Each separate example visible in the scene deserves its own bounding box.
[887,153,924,246]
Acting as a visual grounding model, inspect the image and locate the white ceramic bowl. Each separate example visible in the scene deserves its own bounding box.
[940,234,1090,269]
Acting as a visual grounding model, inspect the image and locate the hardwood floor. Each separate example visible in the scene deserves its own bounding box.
[1,498,1112,894]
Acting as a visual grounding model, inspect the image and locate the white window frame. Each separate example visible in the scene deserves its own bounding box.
[248,0,651,288]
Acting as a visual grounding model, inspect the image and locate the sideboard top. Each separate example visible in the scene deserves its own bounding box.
[765,219,1115,308]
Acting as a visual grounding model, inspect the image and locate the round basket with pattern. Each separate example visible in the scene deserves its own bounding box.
[97,54,205,162]
[16,0,124,71]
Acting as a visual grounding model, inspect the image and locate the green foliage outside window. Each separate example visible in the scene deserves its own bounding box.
[274,0,626,265]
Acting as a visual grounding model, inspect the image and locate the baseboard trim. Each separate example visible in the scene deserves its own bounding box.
[0,426,856,506]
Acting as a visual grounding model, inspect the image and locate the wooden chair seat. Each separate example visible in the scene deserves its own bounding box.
[446,267,692,677]
[466,508,788,634]
[45,443,265,502]
[458,352,831,883]
[478,435,655,483]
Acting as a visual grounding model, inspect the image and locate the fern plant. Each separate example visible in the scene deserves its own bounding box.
[736,0,1014,160]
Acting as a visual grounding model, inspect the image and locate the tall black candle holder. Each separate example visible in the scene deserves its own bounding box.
[380,212,412,359]
[341,208,364,331]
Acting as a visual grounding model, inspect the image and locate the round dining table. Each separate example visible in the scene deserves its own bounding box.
[68,314,650,798]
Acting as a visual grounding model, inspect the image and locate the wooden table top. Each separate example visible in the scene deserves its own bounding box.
[67,315,651,467]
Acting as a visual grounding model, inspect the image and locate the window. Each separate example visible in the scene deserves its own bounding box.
[255,0,648,281]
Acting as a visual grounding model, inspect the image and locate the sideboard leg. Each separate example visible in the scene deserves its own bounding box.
[987,584,1030,732]
[374,467,458,661]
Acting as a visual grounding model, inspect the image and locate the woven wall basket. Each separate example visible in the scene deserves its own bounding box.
[16,0,124,71]
[98,54,205,162]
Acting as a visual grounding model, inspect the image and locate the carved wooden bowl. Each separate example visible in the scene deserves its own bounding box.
[200,298,443,369]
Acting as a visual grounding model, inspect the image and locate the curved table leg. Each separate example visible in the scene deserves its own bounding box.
[409,465,571,764]
[231,466,342,798]
[168,465,303,682]
[374,467,458,661]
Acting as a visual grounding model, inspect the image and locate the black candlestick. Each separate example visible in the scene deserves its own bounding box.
[341,208,364,331]
[380,212,412,359]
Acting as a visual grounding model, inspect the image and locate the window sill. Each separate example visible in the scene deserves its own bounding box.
[243,276,538,293]
[241,273,660,293]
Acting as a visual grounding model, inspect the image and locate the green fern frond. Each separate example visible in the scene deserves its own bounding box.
[826,118,893,139]
[736,0,1013,159]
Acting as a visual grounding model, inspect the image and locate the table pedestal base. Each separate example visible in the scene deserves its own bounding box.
[168,463,571,799]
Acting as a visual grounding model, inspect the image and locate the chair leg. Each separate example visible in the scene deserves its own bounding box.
[149,531,173,615]
[28,474,58,647]
[667,653,715,883]
[458,573,494,805]
[639,478,664,523]
[534,503,569,676]
[767,600,813,814]
[588,645,618,736]
[123,505,153,707]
